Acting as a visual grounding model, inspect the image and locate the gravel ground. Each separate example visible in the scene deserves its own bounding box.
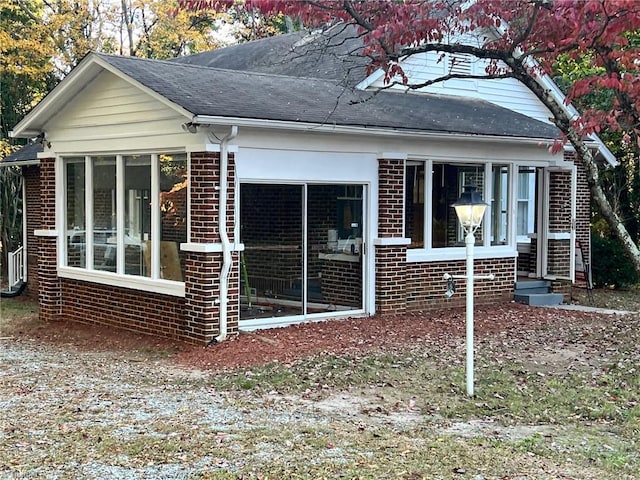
[1,339,334,479]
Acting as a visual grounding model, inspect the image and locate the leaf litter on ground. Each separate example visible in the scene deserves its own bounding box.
[1,288,639,479]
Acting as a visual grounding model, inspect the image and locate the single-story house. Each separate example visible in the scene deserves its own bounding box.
[3,25,612,344]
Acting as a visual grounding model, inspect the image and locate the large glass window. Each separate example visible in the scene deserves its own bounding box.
[433,163,485,248]
[405,163,425,248]
[406,160,517,250]
[124,155,151,277]
[65,158,86,267]
[63,153,187,283]
[159,154,187,281]
[490,165,509,246]
[93,156,117,272]
[517,167,536,242]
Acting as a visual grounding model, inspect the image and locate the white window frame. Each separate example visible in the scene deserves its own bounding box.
[405,158,517,263]
[516,168,536,243]
[57,152,186,297]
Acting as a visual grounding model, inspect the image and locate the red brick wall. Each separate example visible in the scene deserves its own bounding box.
[37,158,61,321]
[378,159,405,237]
[22,165,41,299]
[406,257,515,310]
[184,152,239,342]
[61,279,187,338]
[30,152,241,345]
[572,152,592,286]
[376,158,408,314]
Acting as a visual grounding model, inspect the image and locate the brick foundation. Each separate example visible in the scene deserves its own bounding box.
[406,257,515,310]
[61,279,187,339]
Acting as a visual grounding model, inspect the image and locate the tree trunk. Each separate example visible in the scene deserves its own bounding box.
[512,64,640,277]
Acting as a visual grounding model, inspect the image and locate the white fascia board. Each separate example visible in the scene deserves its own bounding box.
[11,53,194,139]
[184,143,239,153]
[11,55,104,138]
[528,60,618,167]
[355,68,386,90]
[193,115,557,147]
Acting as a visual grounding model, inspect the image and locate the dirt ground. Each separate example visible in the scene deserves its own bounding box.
[1,288,639,479]
[4,287,638,370]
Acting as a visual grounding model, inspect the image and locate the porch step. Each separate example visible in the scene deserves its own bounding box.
[514,280,564,306]
[514,293,564,306]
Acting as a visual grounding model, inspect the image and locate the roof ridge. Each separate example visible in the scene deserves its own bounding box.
[97,52,357,86]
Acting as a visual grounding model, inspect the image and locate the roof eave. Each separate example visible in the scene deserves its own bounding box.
[0,159,40,167]
[193,114,559,147]
[11,53,195,139]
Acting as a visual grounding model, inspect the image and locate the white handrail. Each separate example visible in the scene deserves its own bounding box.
[8,246,25,289]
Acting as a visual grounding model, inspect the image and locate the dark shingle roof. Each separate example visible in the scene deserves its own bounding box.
[171,24,369,87]
[100,53,559,139]
[1,142,42,165]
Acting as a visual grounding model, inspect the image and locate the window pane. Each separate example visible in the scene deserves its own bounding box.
[405,164,424,248]
[159,153,187,281]
[517,168,535,240]
[65,158,86,267]
[124,155,151,277]
[491,165,509,246]
[517,201,529,236]
[93,156,117,272]
[518,171,530,200]
[433,164,485,247]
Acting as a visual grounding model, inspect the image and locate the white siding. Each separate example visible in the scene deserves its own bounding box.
[45,70,190,153]
[368,52,554,124]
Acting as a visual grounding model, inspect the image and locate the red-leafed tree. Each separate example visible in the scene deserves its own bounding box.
[181,0,640,277]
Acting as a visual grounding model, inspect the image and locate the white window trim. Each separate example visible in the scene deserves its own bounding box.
[405,158,521,262]
[58,266,185,297]
[58,152,187,295]
[407,245,517,263]
[516,168,536,243]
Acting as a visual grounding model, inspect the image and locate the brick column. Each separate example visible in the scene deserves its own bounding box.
[23,165,41,299]
[375,156,409,315]
[37,157,61,322]
[547,167,573,291]
[183,152,239,343]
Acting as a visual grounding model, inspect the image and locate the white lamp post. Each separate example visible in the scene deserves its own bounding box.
[452,184,488,397]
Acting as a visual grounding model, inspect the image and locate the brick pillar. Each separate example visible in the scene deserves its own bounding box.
[570,152,591,267]
[375,156,409,315]
[183,152,239,343]
[37,157,61,322]
[547,166,573,290]
[23,165,41,299]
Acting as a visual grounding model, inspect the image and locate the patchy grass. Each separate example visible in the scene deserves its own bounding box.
[208,313,640,478]
[0,297,40,335]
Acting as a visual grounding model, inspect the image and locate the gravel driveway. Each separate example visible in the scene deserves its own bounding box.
[1,338,417,479]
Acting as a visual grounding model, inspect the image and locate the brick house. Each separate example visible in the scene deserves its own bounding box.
[3,27,615,344]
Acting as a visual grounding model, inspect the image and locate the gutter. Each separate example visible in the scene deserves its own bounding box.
[214,126,238,343]
[192,114,564,147]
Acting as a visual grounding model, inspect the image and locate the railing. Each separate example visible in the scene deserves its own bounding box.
[8,246,25,290]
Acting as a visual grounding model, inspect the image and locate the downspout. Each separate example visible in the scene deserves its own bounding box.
[214,126,238,343]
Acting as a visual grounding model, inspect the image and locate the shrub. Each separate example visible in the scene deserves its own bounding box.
[591,233,639,288]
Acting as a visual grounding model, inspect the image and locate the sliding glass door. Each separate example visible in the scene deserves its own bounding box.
[239,183,365,324]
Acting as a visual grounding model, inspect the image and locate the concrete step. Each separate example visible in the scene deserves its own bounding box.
[514,280,551,291]
[514,287,550,295]
[514,293,564,306]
